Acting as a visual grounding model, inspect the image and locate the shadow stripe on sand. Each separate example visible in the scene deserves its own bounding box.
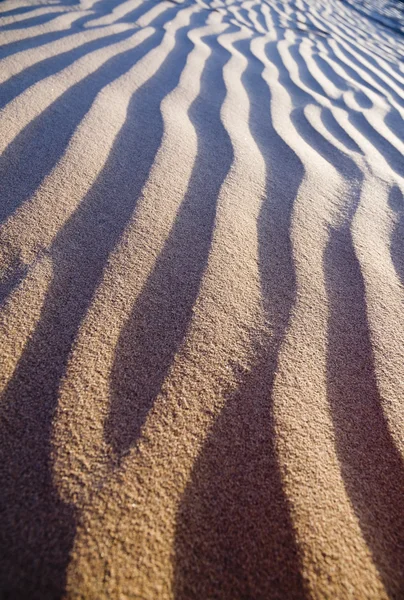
[294,104,404,597]
[174,35,308,600]
[105,25,235,459]
[0,7,206,598]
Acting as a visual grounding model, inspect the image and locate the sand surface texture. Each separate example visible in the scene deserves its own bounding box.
[0,0,403,597]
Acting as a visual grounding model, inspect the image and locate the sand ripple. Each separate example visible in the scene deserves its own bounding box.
[0,0,403,597]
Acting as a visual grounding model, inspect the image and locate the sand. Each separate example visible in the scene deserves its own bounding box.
[0,0,403,597]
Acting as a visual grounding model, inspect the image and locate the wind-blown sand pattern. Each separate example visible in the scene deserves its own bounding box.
[0,0,403,597]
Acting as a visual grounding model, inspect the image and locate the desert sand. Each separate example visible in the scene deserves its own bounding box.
[0,0,403,597]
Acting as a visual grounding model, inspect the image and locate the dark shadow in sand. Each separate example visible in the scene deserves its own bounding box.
[105,26,235,458]
[0,24,167,308]
[0,11,67,32]
[338,0,404,37]
[325,219,404,598]
[0,22,85,62]
[293,97,404,598]
[0,4,49,19]
[0,25,167,227]
[0,257,29,308]
[116,0,172,26]
[0,28,134,110]
[349,112,404,177]
[336,40,404,109]
[173,38,307,600]
[0,9,201,598]
[0,0,157,61]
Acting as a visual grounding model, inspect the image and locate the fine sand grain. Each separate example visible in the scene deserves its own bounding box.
[0,0,403,598]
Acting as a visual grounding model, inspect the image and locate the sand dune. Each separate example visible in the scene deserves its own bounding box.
[0,0,403,597]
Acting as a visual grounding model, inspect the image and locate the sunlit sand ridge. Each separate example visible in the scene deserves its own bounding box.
[0,0,403,597]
